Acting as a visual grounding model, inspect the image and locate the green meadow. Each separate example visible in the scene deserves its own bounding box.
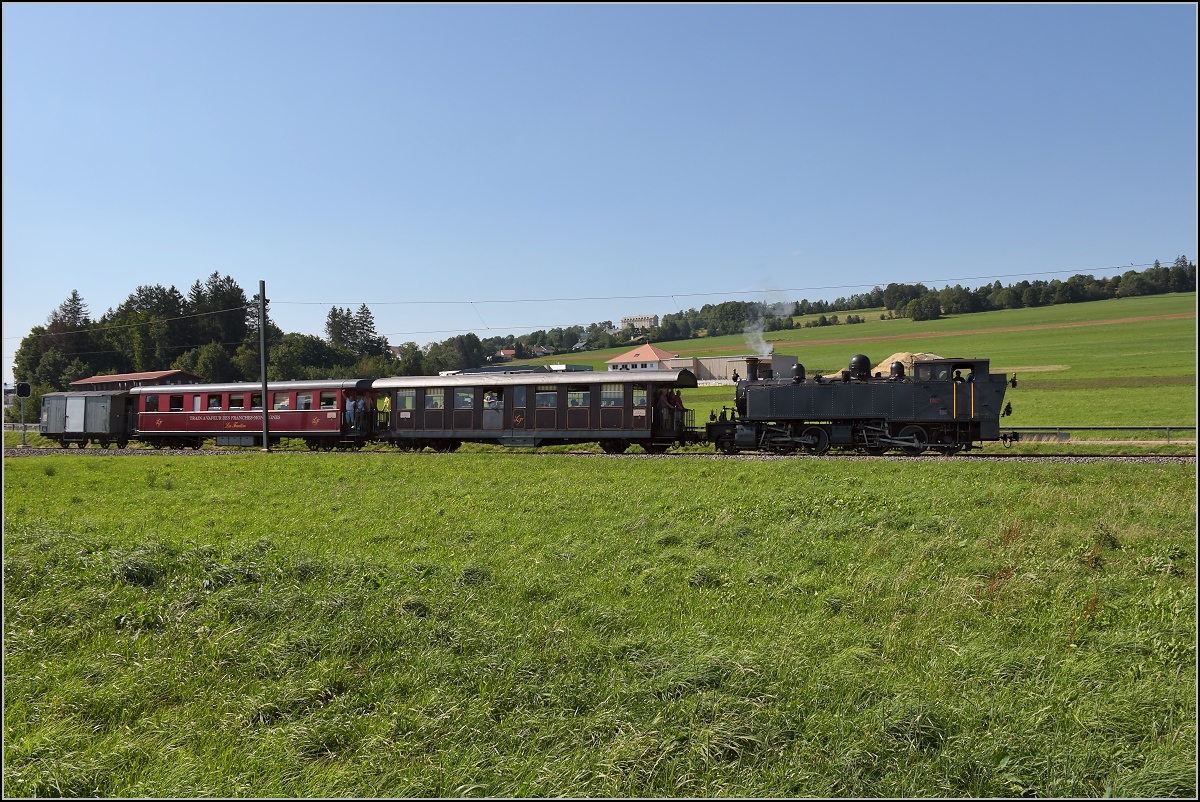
[3,453,1195,797]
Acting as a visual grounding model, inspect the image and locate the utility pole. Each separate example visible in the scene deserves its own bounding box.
[16,382,31,448]
[260,280,270,452]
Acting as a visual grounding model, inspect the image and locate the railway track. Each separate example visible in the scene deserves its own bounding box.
[5,446,1195,465]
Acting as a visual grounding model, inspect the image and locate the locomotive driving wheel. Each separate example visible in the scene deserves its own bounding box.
[897,425,929,456]
[800,426,829,456]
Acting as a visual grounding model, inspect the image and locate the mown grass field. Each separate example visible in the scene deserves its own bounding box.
[3,453,1195,797]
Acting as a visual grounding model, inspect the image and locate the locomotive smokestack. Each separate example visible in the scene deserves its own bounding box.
[746,357,759,382]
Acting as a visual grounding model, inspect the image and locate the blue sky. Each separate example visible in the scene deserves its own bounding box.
[3,4,1196,385]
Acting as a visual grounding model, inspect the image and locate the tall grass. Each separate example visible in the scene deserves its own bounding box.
[4,453,1195,796]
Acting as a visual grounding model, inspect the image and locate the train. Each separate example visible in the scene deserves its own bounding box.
[37,354,1016,455]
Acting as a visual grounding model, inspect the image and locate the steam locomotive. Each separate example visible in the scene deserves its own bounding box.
[706,354,1016,455]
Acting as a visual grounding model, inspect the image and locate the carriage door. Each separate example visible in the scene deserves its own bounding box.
[631,384,648,430]
[394,389,416,430]
[482,389,504,430]
[65,396,86,433]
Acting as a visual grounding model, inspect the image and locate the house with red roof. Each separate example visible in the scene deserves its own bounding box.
[605,344,679,372]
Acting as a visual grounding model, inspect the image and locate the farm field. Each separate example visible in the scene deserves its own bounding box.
[3,452,1195,797]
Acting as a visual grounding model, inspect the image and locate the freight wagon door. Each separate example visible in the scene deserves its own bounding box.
[65,396,86,433]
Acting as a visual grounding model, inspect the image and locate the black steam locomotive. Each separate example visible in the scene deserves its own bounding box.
[704,354,1016,455]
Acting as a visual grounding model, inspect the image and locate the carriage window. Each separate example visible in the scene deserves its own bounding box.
[145,395,159,412]
[296,392,313,410]
[512,387,526,408]
[207,394,223,410]
[425,389,444,409]
[319,391,337,409]
[633,386,647,407]
[601,384,623,407]
[394,389,415,410]
[169,395,184,412]
[250,393,262,410]
[536,385,557,408]
[568,390,590,408]
[483,391,502,409]
[193,395,202,411]
[455,389,474,409]
[273,392,290,410]
[230,394,245,410]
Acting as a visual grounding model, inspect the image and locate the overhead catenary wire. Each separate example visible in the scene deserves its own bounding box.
[270,262,1179,307]
[3,305,252,342]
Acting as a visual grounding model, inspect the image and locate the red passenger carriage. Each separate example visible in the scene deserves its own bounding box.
[130,379,376,450]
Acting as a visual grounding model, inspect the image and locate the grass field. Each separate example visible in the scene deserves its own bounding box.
[3,452,1195,797]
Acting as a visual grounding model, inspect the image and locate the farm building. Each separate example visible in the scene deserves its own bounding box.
[606,344,678,371]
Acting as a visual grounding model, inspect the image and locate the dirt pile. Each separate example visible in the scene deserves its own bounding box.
[871,352,943,376]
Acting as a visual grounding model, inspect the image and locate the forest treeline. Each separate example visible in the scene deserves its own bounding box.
[8,257,1195,420]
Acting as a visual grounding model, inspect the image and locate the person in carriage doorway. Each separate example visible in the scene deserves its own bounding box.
[354,394,367,433]
[656,389,673,430]
[345,393,357,431]
[669,389,685,433]
[377,392,391,432]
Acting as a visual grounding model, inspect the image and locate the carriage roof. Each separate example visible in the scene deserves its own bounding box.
[372,369,698,390]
